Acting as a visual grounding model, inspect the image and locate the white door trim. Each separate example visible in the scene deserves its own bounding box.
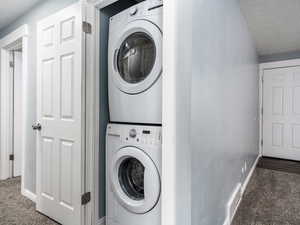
[0,25,30,198]
[259,59,300,157]
[83,1,99,225]
[85,2,105,225]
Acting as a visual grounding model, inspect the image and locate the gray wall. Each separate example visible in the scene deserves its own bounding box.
[0,0,78,194]
[99,10,109,219]
[190,0,259,224]
[171,0,259,224]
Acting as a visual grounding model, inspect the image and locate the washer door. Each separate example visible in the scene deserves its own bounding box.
[112,20,162,94]
[110,147,161,214]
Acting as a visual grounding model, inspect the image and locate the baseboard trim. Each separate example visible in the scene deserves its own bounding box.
[224,154,261,225]
[241,155,261,195]
[96,217,105,225]
[223,217,230,225]
[22,189,37,203]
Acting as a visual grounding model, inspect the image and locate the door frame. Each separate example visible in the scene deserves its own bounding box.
[84,2,98,225]
[259,59,300,157]
[0,25,29,195]
[84,2,104,224]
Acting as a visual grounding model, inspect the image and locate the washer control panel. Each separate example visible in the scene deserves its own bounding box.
[107,124,162,145]
[125,126,161,145]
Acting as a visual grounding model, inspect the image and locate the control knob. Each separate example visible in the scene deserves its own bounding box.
[129,129,137,138]
[130,7,138,16]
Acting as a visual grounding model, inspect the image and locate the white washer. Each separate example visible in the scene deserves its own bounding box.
[106,123,161,225]
[108,0,163,124]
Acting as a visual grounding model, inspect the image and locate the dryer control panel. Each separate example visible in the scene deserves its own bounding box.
[110,0,163,24]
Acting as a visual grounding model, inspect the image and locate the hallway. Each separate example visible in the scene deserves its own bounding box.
[232,158,300,225]
[0,177,58,225]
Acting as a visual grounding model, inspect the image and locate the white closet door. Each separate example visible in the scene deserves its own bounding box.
[36,3,85,225]
[13,51,23,177]
[263,66,300,161]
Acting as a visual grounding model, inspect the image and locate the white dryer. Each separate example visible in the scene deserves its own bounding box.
[108,0,163,124]
[106,123,161,225]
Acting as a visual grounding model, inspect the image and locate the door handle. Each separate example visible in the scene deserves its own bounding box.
[32,123,42,131]
[113,49,119,71]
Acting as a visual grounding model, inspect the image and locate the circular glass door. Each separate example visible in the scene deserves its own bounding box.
[110,147,161,214]
[118,157,145,201]
[111,20,162,94]
[117,32,156,85]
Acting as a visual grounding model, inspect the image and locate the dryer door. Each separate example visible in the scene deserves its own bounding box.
[111,20,162,94]
[110,147,161,214]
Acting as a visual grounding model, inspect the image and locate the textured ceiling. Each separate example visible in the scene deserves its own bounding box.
[240,0,300,56]
[0,0,43,31]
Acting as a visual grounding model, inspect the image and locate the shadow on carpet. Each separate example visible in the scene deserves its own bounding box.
[0,177,59,225]
[232,168,300,225]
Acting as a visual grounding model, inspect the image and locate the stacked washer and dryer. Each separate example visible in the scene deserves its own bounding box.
[106,1,163,225]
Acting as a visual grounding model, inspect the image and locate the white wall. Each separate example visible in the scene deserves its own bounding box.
[164,0,259,224]
[0,0,78,194]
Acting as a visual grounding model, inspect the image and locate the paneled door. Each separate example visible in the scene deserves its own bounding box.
[36,3,85,225]
[263,66,300,161]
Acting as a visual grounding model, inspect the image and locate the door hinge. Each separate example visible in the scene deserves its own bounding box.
[9,154,14,161]
[82,21,92,34]
[81,192,91,205]
[9,61,14,68]
[261,139,263,146]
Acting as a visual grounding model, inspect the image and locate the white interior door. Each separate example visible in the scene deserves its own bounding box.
[263,66,300,161]
[13,50,23,177]
[36,3,85,225]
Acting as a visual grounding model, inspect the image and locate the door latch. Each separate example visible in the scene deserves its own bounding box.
[32,123,42,131]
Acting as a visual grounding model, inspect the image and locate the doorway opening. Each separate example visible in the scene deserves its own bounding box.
[0,25,32,201]
[10,47,23,178]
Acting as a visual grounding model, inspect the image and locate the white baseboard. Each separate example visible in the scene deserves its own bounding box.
[241,155,261,195]
[223,154,261,225]
[0,172,10,181]
[227,183,242,224]
[223,217,230,225]
[22,189,37,203]
[97,217,105,225]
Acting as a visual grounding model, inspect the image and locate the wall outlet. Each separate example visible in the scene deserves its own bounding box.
[241,161,248,180]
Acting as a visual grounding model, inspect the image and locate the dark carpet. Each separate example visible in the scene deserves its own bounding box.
[0,177,59,225]
[2,164,300,225]
[232,167,300,225]
[257,157,300,175]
